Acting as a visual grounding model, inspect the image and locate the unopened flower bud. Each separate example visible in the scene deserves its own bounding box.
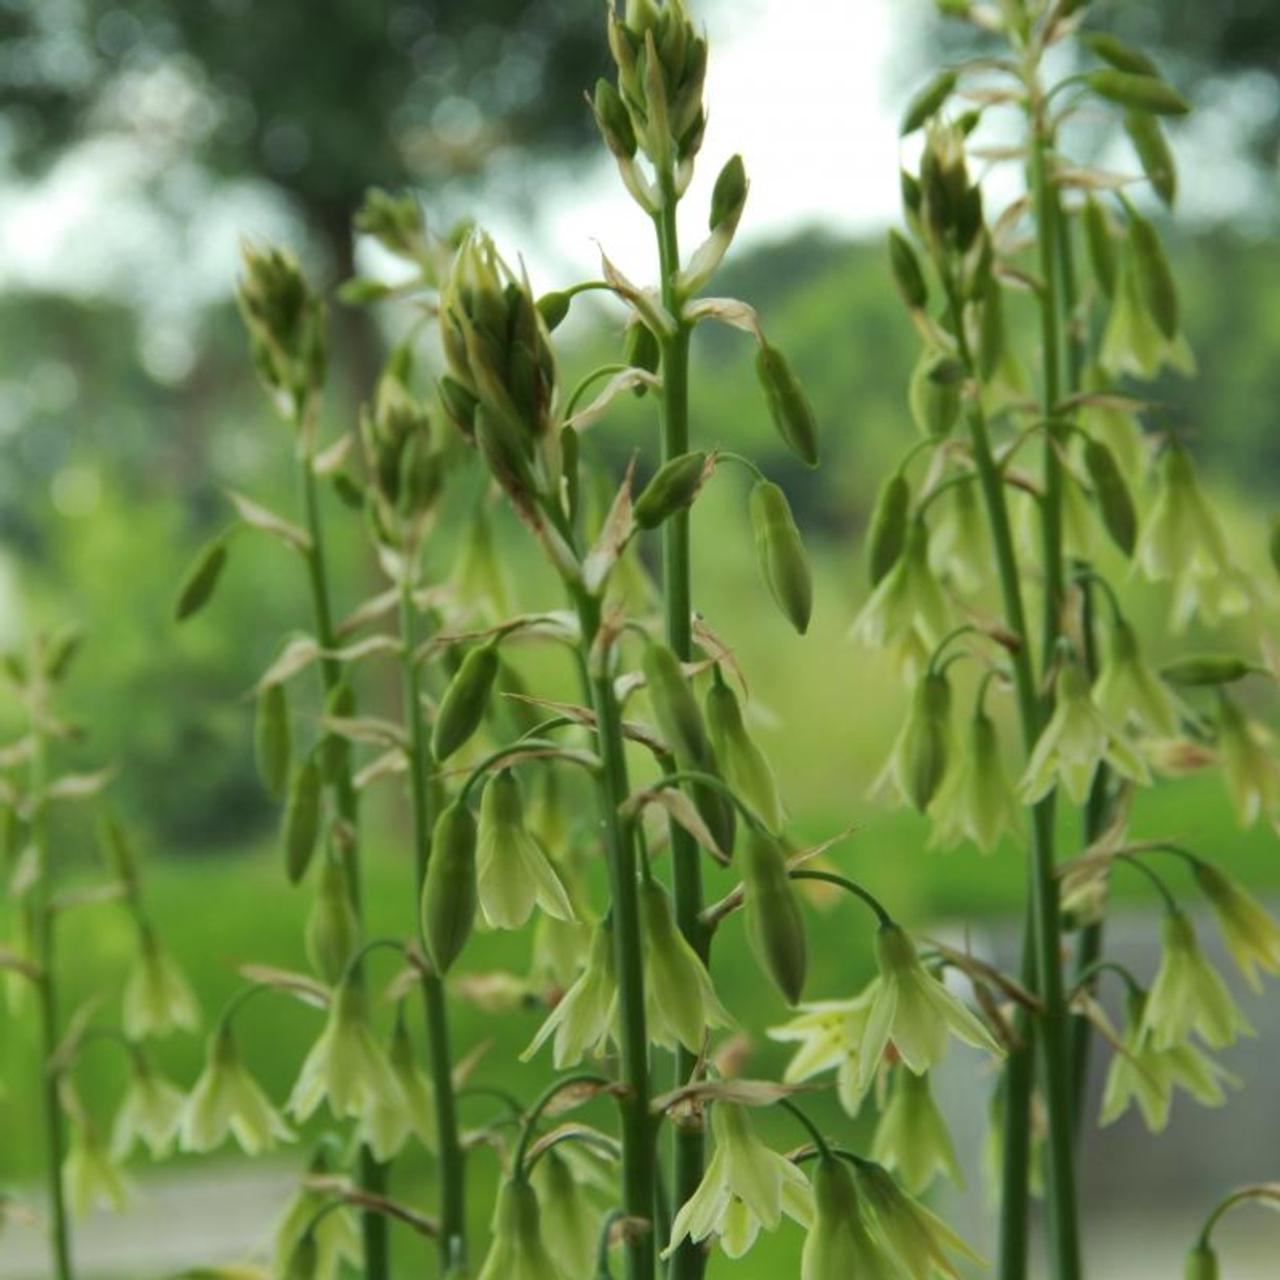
[742,828,807,1004]
[709,154,748,232]
[909,353,962,438]
[592,77,637,159]
[634,452,708,529]
[750,481,813,636]
[887,229,928,311]
[306,859,360,986]
[705,679,784,833]
[254,681,291,799]
[755,343,819,467]
[282,758,321,885]
[1083,437,1137,556]
[1184,1243,1218,1280]
[867,473,911,586]
[421,801,478,975]
[432,641,500,762]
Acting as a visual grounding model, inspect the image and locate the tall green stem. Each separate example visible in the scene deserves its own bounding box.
[31,733,73,1280]
[295,451,387,1280]
[654,187,707,1280]
[398,583,467,1273]
[573,589,656,1280]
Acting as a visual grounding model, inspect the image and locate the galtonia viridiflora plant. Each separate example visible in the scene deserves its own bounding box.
[851,1,1280,1278]
[0,629,199,1280]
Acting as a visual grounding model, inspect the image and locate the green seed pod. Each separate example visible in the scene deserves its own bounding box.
[900,69,957,135]
[755,343,819,468]
[536,291,572,332]
[909,353,961,438]
[749,481,812,635]
[421,801,477,974]
[705,679,784,832]
[1124,111,1176,207]
[742,828,806,1004]
[282,758,321,885]
[1081,197,1117,298]
[867,473,911,586]
[1129,214,1179,339]
[709,153,747,231]
[633,452,707,529]
[1083,438,1137,556]
[1183,1244,1219,1280]
[306,859,360,985]
[432,642,500,762]
[887,229,927,311]
[1082,32,1159,76]
[1159,654,1257,687]
[904,671,951,812]
[644,644,711,765]
[592,77,637,159]
[320,681,354,784]
[254,682,291,799]
[175,537,228,622]
[1086,70,1190,117]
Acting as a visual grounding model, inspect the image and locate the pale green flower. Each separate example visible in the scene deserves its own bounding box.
[522,919,617,1068]
[855,1159,985,1280]
[180,1025,293,1155]
[1020,658,1150,805]
[356,1010,436,1160]
[64,1115,130,1218]
[850,517,949,655]
[665,1102,813,1260]
[289,977,403,1125]
[1216,695,1280,830]
[871,1068,961,1194]
[1194,862,1280,991]
[884,670,952,813]
[1142,911,1253,1050]
[1100,246,1195,381]
[110,1054,185,1160]
[477,771,575,930]
[476,1178,565,1280]
[1101,989,1236,1133]
[859,924,1003,1091]
[275,1172,361,1280]
[641,881,731,1053]
[531,1148,601,1279]
[1094,619,1177,737]
[123,927,200,1040]
[769,990,879,1117]
[929,706,1018,852]
[928,474,986,594]
[801,1156,900,1280]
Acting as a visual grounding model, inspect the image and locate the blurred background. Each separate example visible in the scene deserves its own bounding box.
[1,0,1278,1275]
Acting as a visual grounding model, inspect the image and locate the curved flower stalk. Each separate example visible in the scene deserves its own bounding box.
[0,632,197,1280]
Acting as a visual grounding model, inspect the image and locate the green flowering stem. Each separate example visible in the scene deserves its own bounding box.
[915,470,978,519]
[293,414,388,1280]
[1069,959,1144,1001]
[1112,853,1180,915]
[29,729,74,1280]
[776,1097,832,1161]
[398,581,468,1273]
[337,937,410,989]
[716,451,767,483]
[564,363,633,420]
[456,737,601,806]
[512,1072,616,1178]
[1195,1185,1280,1249]
[457,1084,526,1121]
[788,870,895,929]
[652,164,710,1280]
[646,769,769,834]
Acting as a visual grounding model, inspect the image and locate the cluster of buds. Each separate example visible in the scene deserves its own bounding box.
[439,231,561,517]
[597,0,707,197]
[236,244,327,420]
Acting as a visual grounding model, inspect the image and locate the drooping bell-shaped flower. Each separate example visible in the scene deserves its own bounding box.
[179,1024,293,1155]
[1142,911,1253,1050]
[641,881,732,1053]
[274,1152,362,1280]
[122,926,200,1039]
[928,475,986,595]
[1215,695,1280,831]
[665,1102,813,1260]
[769,989,879,1117]
[928,704,1018,852]
[870,1068,962,1194]
[477,771,576,930]
[1094,618,1177,737]
[1100,242,1195,381]
[850,517,950,656]
[1020,657,1150,805]
[522,919,617,1068]
[859,924,1002,1091]
[110,1052,186,1160]
[289,977,403,1125]
[64,1114,130,1217]
[800,1156,900,1280]
[476,1177,566,1280]
[1193,862,1280,991]
[854,1159,985,1280]
[531,1148,601,1279]
[356,1009,436,1160]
